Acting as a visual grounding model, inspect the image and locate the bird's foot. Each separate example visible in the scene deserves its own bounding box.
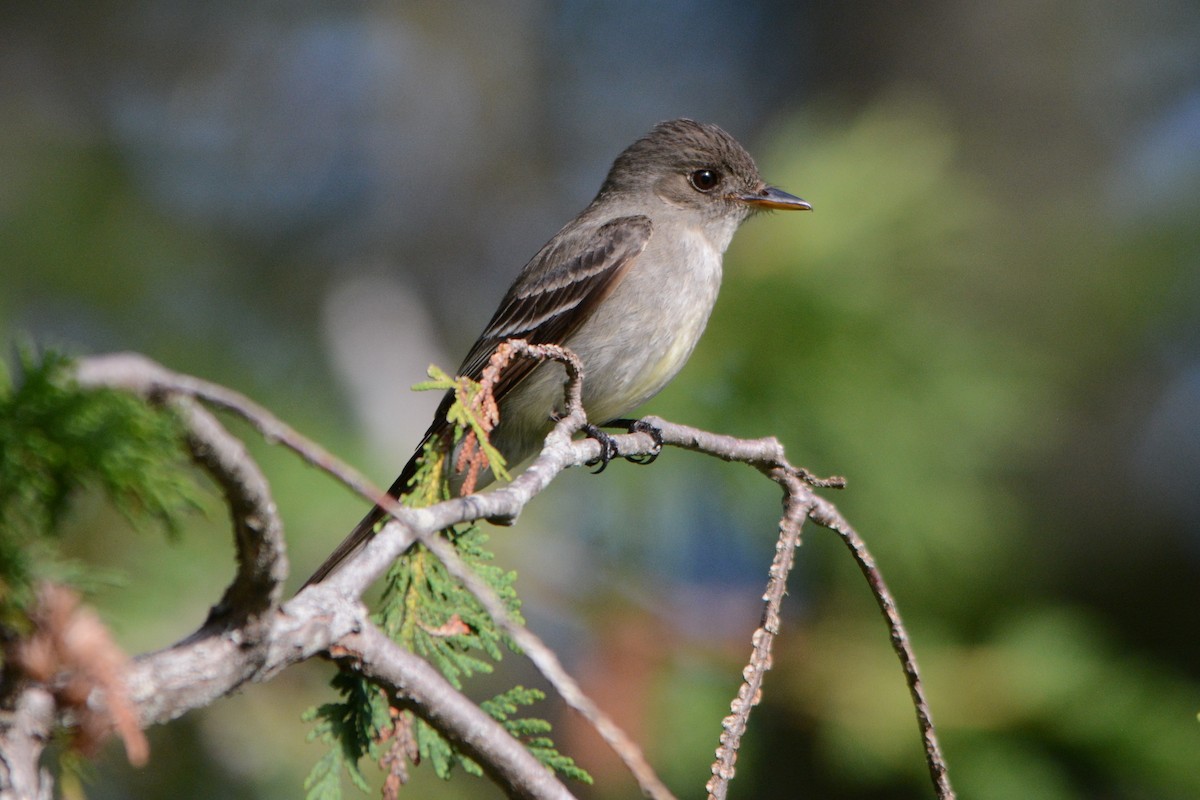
[583,418,665,472]
[583,423,621,473]
[611,418,663,465]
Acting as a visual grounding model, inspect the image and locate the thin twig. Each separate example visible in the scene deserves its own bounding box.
[706,472,811,799]
[811,504,955,799]
[630,417,954,800]
[76,352,397,515]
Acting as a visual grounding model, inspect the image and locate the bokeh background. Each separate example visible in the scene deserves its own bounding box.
[3,2,1199,798]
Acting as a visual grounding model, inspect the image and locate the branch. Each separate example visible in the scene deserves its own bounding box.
[2,352,954,800]
[0,687,54,800]
[632,418,954,800]
[120,587,578,800]
[75,354,289,628]
[342,625,578,800]
[305,341,677,799]
[291,357,950,798]
[706,472,810,800]
[66,353,579,798]
[815,508,955,798]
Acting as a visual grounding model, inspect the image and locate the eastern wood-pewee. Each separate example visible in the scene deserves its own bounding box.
[306,118,810,585]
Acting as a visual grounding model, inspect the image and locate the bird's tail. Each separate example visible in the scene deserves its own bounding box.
[299,392,461,590]
[301,384,500,588]
[299,447,425,588]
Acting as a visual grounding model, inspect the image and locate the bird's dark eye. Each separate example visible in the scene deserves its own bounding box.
[689,169,721,192]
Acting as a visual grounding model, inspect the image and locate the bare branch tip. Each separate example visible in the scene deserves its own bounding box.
[795,466,846,489]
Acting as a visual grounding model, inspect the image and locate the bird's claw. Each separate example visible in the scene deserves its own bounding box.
[583,424,621,473]
[624,418,663,465]
[584,418,664,470]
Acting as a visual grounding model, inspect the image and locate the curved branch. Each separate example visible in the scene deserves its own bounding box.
[817,510,955,798]
[74,354,289,627]
[182,399,288,623]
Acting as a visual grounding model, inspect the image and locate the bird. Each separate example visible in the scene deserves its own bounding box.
[304,118,810,586]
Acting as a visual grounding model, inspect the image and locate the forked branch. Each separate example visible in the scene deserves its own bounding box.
[1,349,953,800]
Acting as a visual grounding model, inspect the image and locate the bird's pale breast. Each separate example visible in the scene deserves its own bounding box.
[489,222,723,469]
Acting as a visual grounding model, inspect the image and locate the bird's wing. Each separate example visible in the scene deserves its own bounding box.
[455,214,653,398]
[301,215,652,587]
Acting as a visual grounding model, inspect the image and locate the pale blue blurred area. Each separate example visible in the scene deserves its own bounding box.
[1118,91,1200,215]
[2,1,1200,798]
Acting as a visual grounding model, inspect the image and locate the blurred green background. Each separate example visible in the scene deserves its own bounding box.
[3,2,1198,798]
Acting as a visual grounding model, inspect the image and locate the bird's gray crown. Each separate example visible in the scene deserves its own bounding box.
[596,118,763,200]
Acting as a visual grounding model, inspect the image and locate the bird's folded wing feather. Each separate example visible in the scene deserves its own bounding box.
[456,214,653,397]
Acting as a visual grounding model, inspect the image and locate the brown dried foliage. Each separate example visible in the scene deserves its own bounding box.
[10,583,149,766]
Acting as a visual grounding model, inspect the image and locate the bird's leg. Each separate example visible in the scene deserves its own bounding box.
[582,423,621,473]
[605,418,664,465]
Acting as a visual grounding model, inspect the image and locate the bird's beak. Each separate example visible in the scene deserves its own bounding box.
[736,184,812,211]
